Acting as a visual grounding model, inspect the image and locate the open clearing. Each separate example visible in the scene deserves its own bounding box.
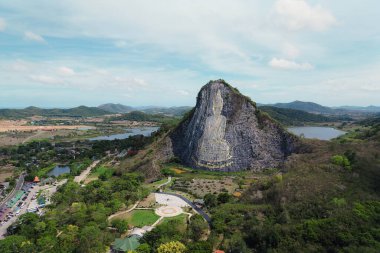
[137,193,156,208]
[172,178,237,198]
[111,209,160,227]
[159,213,187,225]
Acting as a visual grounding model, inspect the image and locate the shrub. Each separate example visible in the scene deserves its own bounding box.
[331,155,351,171]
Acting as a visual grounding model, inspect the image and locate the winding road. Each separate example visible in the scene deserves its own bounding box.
[155,192,211,224]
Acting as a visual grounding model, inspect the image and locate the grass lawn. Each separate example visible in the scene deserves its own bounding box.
[159,213,188,226]
[126,210,160,227]
[84,166,113,184]
[144,178,169,191]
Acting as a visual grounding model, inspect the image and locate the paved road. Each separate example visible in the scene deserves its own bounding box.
[0,174,24,210]
[74,160,100,183]
[155,192,211,224]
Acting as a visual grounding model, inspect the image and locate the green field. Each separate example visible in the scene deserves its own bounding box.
[160,213,188,226]
[126,210,160,227]
[85,166,114,183]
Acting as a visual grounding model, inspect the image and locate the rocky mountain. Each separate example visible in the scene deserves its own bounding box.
[167,80,299,172]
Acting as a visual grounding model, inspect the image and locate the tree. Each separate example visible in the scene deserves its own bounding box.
[217,192,231,204]
[204,193,217,208]
[157,241,186,253]
[111,219,129,233]
[331,155,351,171]
[188,215,208,241]
[136,243,151,253]
[78,225,105,253]
[58,225,79,253]
[0,235,35,253]
[227,233,250,253]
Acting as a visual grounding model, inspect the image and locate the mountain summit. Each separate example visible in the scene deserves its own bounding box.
[168,80,298,171]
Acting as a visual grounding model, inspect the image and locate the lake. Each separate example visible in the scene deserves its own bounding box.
[47,165,71,177]
[89,126,160,141]
[287,126,346,140]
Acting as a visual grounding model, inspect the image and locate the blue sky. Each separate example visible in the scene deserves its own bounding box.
[0,0,379,108]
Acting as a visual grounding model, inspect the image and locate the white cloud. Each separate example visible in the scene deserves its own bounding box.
[0,18,5,31]
[29,74,60,84]
[274,0,337,31]
[24,31,46,43]
[58,66,75,76]
[269,57,313,70]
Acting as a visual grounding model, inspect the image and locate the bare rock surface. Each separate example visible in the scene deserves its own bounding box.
[168,80,298,172]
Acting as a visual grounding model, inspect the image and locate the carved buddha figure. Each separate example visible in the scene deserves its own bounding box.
[197,89,231,165]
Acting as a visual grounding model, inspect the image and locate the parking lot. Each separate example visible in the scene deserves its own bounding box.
[0,179,67,238]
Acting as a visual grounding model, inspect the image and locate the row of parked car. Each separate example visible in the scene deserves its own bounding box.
[0,182,36,225]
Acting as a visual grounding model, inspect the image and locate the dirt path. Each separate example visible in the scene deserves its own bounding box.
[107,201,140,221]
[157,176,172,189]
[74,160,100,183]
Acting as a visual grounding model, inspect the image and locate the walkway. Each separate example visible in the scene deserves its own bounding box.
[107,201,139,221]
[155,192,211,224]
[157,176,171,189]
[74,160,100,183]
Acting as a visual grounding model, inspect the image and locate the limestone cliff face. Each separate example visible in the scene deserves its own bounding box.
[169,80,298,171]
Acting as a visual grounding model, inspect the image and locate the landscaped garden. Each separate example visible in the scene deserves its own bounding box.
[112,209,160,227]
[159,213,187,226]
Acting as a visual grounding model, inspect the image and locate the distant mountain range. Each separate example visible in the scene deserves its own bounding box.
[98,103,134,113]
[260,101,380,114]
[0,106,111,118]
[98,103,192,117]
[259,106,335,126]
[1,101,378,123]
[98,103,348,125]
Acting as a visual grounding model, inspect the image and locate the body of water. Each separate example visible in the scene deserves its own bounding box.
[89,126,159,141]
[47,165,71,177]
[288,126,346,140]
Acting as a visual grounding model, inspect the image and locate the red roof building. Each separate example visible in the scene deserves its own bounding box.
[33,176,40,183]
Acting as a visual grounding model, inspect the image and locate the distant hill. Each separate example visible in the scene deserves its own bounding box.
[0,106,112,118]
[259,106,334,126]
[98,103,192,117]
[335,105,380,112]
[98,103,134,113]
[269,101,334,114]
[264,101,380,114]
[108,111,181,126]
[140,106,192,117]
